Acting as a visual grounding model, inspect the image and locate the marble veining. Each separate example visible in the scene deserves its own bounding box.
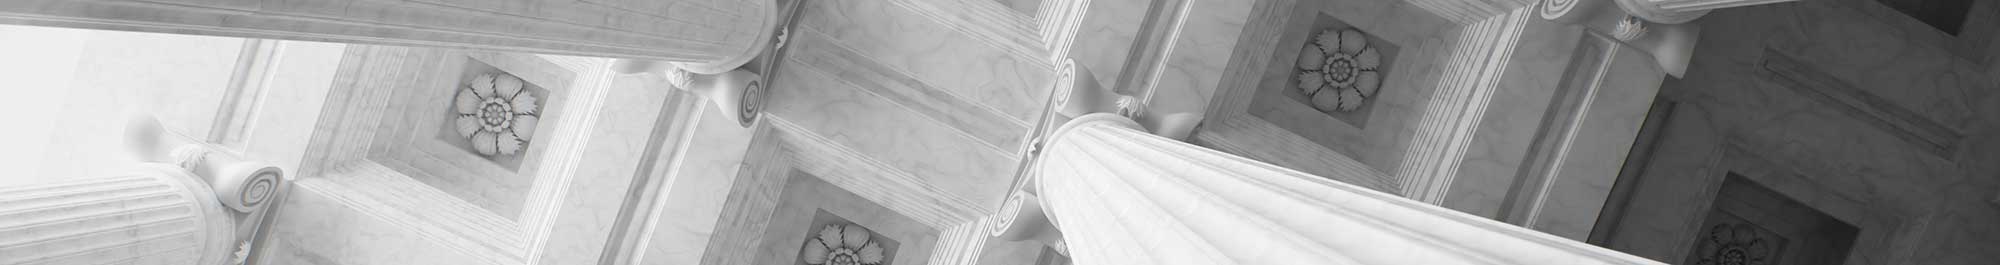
[755,173,937,265]
[785,27,1029,151]
[1242,0,1454,176]
[769,118,990,229]
[262,182,484,265]
[1067,0,1150,88]
[264,44,655,265]
[1140,0,1255,120]
[638,96,759,265]
[798,0,1053,123]
[884,0,1047,68]
[1758,49,1962,156]
[1760,1,1990,130]
[694,129,790,265]
[766,57,1017,209]
[1441,16,1585,218]
[533,67,664,265]
[1527,38,1665,240]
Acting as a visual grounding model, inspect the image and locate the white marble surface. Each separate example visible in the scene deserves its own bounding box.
[264,47,657,265]
[235,41,347,177]
[784,27,1028,151]
[690,131,791,265]
[995,0,1041,15]
[1758,0,1986,131]
[1066,0,1148,89]
[766,57,1018,209]
[752,173,938,265]
[262,182,482,265]
[0,168,234,265]
[798,0,1052,122]
[638,100,758,265]
[26,29,244,185]
[533,64,663,265]
[1529,39,1664,240]
[0,25,85,186]
[0,28,349,263]
[1440,18,1585,218]
[1139,0,1255,120]
[364,49,551,219]
[1030,114,1661,264]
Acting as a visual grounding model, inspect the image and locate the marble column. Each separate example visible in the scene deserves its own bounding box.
[998,113,1662,264]
[0,0,776,72]
[0,166,236,265]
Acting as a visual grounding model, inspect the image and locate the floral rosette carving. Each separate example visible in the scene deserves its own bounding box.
[801,224,886,265]
[1693,223,1772,265]
[1296,28,1384,112]
[454,73,540,156]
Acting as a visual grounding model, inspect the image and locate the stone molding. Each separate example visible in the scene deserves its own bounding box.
[1394,9,1534,205]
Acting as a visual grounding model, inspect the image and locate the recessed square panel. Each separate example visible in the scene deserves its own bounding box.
[1686,212,1789,265]
[758,172,936,265]
[796,210,902,265]
[1243,4,1436,168]
[433,58,552,170]
[301,44,632,263]
[1271,12,1399,128]
[367,50,577,219]
[1684,174,1860,265]
[1233,0,1455,173]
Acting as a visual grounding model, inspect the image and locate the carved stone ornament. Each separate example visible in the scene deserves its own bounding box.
[453,73,541,156]
[801,224,887,265]
[1296,28,1385,112]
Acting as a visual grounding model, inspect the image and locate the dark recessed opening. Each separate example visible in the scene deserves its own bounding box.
[1874,0,1975,35]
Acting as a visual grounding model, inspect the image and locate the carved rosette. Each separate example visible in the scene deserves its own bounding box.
[454,73,541,156]
[1295,28,1384,113]
[801,224,887,265]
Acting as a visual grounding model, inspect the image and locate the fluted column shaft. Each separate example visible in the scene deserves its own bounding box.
[0,0,776,70]
[1024,114,1662,264]
[0,165,235,265]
